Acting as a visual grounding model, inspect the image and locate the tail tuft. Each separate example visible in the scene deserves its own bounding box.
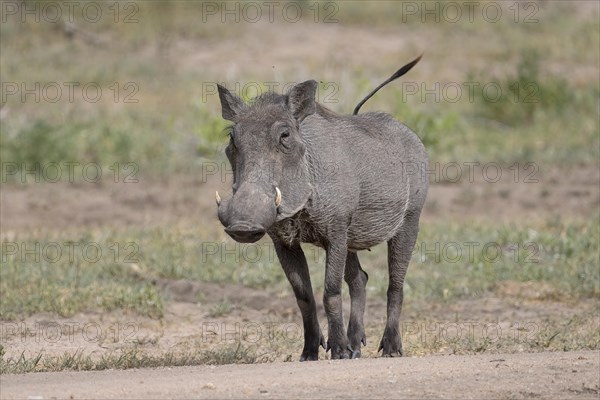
[353,54,423,116]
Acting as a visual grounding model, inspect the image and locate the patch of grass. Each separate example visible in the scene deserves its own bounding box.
[359,216,600,303]
[377,50,599,165]
[134,228,289,290]
[0,343,265,374]
[0,348,44,375]
[403,306,600,356]
[0,234,164,320]
[0,109,228,183]
[199,343,263,365]
[2,216,597,320]
[209,299,234,317]
[471,50,572,127]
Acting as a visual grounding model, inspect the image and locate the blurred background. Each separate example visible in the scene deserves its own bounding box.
[0,0,598,371]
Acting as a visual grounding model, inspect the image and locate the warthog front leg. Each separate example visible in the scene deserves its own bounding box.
[379,210,421,357]
[344,251,368,358]
[272,237,325,361]
[324,241,352,359]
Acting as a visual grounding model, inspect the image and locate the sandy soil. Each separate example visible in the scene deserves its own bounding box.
[2,351,599,399]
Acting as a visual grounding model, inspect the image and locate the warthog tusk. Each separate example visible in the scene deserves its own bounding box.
[216,191,221,206]
[275,187,282,207]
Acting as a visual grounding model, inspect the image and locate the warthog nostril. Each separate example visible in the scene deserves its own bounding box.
[225,223,266,243]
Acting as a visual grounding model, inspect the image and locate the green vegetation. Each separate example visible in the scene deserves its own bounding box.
[2,217,597,320]
[385,48,599,164]
[0,235,164,320]
[1,2,598,180]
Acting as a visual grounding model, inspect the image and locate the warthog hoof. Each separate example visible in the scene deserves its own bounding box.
[299,334,326,361]
[299,352,319,362]
[378,334,403,357]
[326,340,357,360]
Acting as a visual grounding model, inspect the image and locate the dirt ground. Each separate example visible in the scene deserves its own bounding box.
[2,351,599,399]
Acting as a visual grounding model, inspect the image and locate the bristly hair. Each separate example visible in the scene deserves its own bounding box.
[222,124,234,136]
[251,91,287,107]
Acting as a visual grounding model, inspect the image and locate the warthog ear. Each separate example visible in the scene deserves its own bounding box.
[217,84,245,121]
[287,80,317,123]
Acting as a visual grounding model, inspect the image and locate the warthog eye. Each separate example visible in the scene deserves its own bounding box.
[279,129,290,143]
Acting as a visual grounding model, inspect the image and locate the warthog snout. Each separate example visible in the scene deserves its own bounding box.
[216,185,281,243]
[224,222,266,243]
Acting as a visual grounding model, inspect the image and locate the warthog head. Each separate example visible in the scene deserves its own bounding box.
[215,81,317,243]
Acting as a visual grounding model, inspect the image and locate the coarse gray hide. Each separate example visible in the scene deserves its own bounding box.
[216,79,428,360]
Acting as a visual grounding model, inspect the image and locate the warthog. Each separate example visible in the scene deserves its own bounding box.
[215,56,428,360]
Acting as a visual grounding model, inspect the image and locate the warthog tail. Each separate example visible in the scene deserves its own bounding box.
[352,54,423,116]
